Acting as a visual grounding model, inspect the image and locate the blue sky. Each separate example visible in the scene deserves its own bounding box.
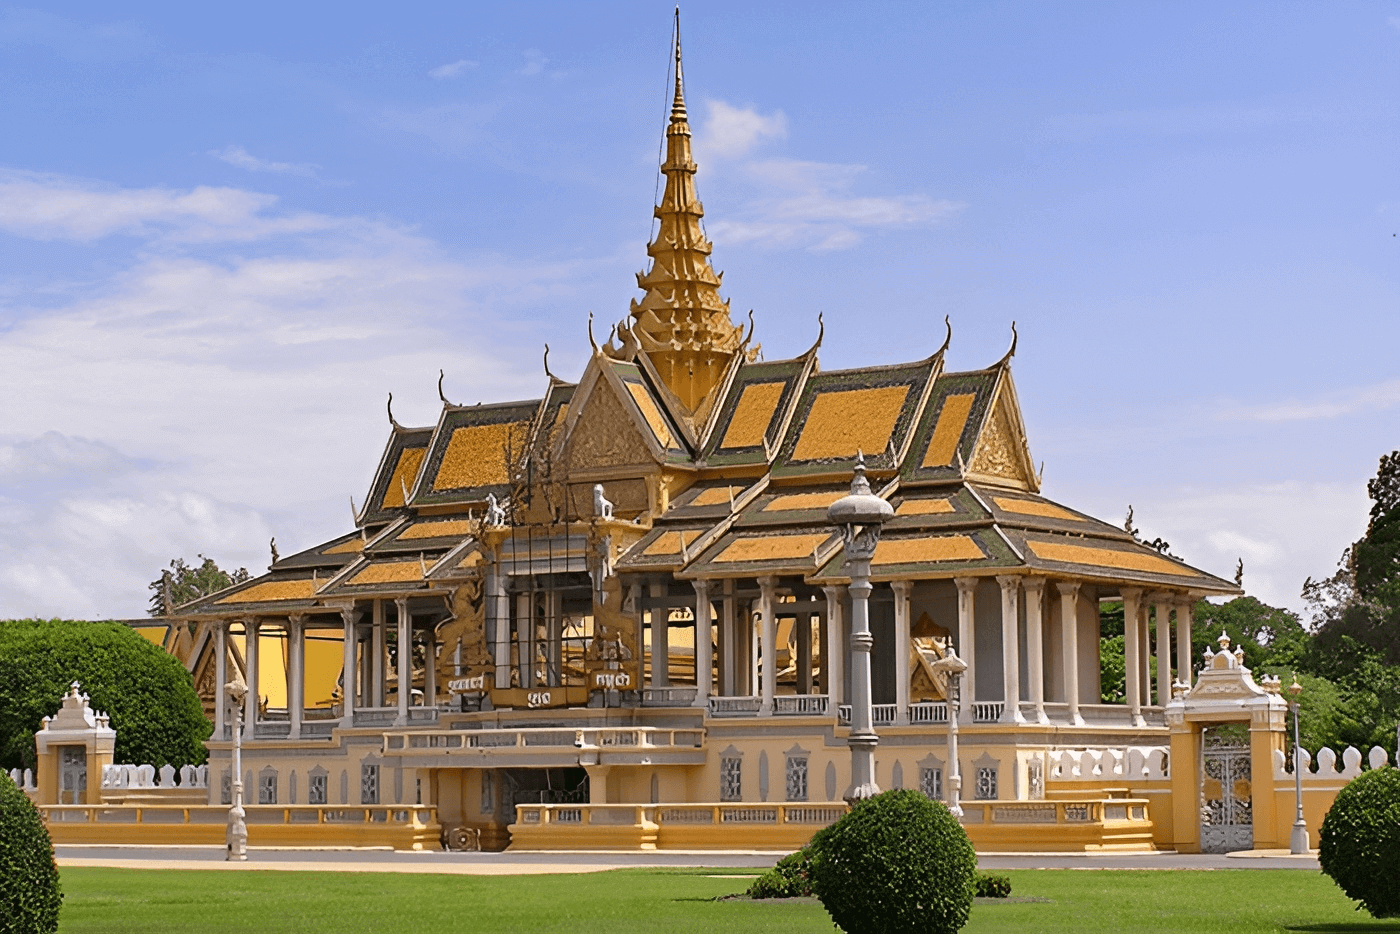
[1,2,1397,619]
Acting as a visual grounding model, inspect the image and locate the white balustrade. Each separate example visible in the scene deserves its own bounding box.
[773,695,829,716]
[971,702,1004,723]
[707,696,763,716]
[908,702,948,724]
[1271,744,1392,781]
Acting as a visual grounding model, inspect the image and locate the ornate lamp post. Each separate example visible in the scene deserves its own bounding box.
[930,648,968,818]
[1288,675,1308,855]
[828,453,893,803]
[225,678,248,862]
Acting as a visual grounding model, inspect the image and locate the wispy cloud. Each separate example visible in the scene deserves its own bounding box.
[210,144,319,177]
[698,100,787,157]
[429,58,478,79]
[1218,379,1400,422]
[0,8,154,63]
[709,158,962,252]
[518,49,547,76]
[0,169,593,618]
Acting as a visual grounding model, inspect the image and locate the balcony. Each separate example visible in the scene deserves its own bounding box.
[641,687,698,707]
[772,695,829,716]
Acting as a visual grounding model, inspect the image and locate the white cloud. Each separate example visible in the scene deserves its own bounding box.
[1218,379,1400,421]
[429,58,478,79]
[0,169,602,619]
[210,145,319,177]
[708,158,962,251]
[698,100,787,157]
[0,167,344,242]
[518,49,547,76]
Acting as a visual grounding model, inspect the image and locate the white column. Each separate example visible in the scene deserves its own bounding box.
[892,580,913,726]
[758,576,777,715]
[1024,578,1047,724]
[822,585,845,706]
[288,614,305,740]
[395,597,411,725]
[1057,582,1084,726]
[243,616,259,742]
[649,583,668,689]
[720,580,736,697]
[692,580,712,708]
[215,620,228,740]
[490,571,510,688]
[1139,603,1152,707]
[1154,596,1172,710]
[997,576,1024,724]
[954,577,977,724]
[371,599,386,707]
[340,605,357,727]
[1121,587,1143,726]
[1175,596,1194,690]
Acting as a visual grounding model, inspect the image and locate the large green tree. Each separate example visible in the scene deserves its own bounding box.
[0,620,211,772]
[147,555,249,616]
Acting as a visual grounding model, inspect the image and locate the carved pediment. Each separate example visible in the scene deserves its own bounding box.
[563,372,662,473]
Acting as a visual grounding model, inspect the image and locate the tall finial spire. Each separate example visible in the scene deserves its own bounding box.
[628,8,746,414]
[671,7,687,124]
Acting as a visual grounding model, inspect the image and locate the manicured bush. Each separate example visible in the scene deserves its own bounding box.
[1319,766,1400,918]
[747,846,813,898]
[0,619,211,772]
[0,771,62,933]
[975,872,1012,898]
[808,789,976,934]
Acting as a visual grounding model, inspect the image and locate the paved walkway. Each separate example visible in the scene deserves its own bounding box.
[56,845,1320,875]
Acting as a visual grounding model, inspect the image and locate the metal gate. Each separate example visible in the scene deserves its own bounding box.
[1200,725,1252,853]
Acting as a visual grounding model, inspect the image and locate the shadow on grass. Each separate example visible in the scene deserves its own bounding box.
[1285,925,1400,932]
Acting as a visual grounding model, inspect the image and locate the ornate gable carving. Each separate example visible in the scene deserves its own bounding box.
[968,391,1032,488]
[564,375,660,473]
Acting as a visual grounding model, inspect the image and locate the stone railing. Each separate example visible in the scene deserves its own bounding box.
[1048,747,1170,782]
[909,702,949,724]
[514,802,848,830]
[5,768,37,793]
[773,695,830,716]
[101,763,208,791]
[641,687,698,707]
[1272,745,1392,781]
[959,797,1151,826]
[971,702,1004,722]
[708,696,762,716]
[384,726,705,755]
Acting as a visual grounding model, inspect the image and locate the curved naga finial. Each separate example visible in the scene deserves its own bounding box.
[587,312,599,353]
[543,344,559,381]
[738,309,756,349]
[801,311,825,358]
[936,315,953,357]
[387,392,402,430]
[438,369,454,406]
[994,321,1018,368]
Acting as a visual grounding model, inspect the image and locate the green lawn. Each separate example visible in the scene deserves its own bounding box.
[56,867,1400,934]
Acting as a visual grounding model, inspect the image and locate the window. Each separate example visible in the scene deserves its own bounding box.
[258,771,278,805]
[920,767,943,801]
[308,772,327,805]
[975,766,998,800]
[361,763,380,805]
[785,756,808,802]
[720,757,742,802]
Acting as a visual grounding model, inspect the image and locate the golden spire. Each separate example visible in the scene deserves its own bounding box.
[628,8,745,413]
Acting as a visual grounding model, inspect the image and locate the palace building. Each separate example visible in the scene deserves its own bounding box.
[49,24,1355,856]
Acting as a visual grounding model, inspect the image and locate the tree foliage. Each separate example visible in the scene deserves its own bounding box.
[808,790,976,934]
[0,620,210,772]
[0,771,62,934]
[147,555,249,617]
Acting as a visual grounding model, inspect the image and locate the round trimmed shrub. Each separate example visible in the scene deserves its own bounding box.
[0,771,62,934]
[808,789,976,934]
[1319,766,1400,918]
[747,846,814,899]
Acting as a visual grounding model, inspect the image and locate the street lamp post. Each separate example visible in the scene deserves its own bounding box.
[930,648,968,818]
[1288,676,1308,855]
[827,453,893,803]
[225,678,249,861]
